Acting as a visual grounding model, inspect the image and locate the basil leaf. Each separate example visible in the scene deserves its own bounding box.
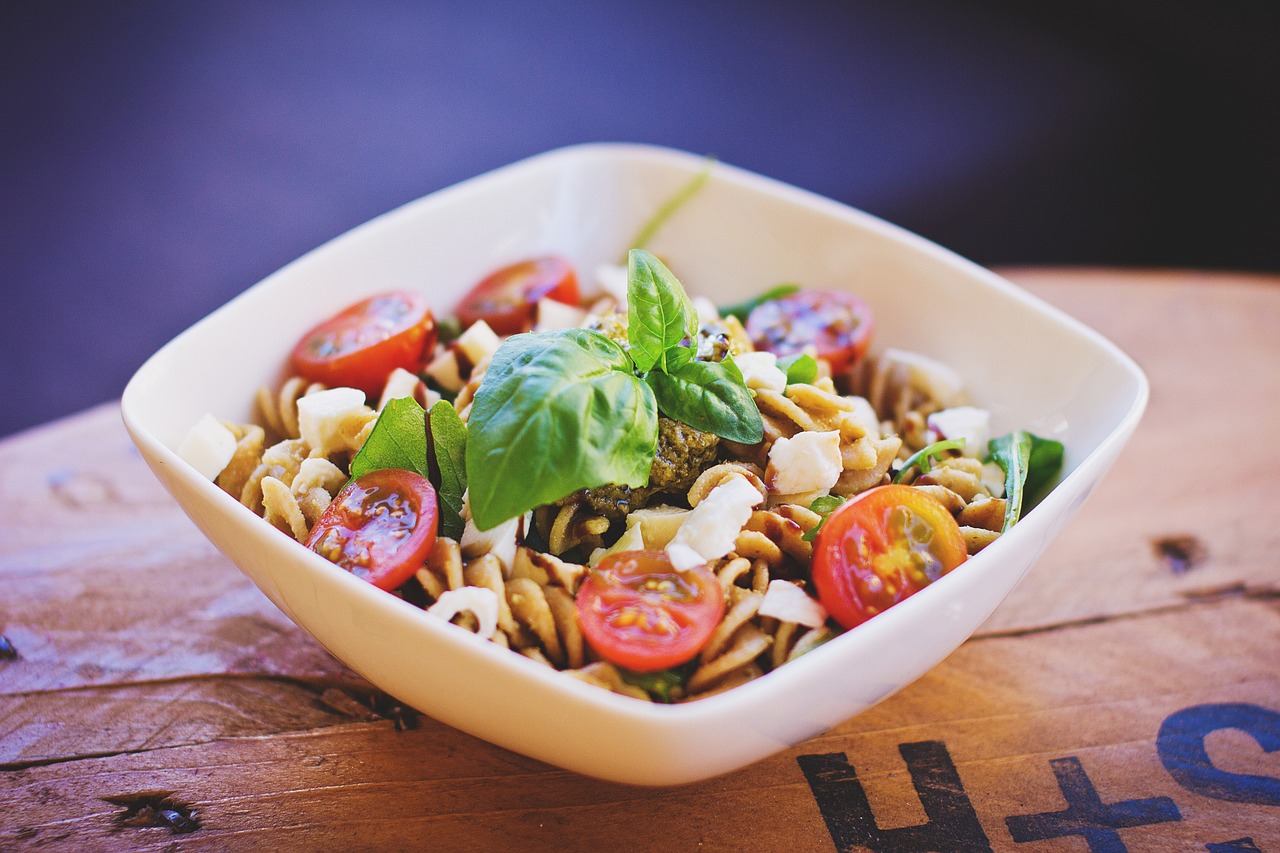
[987,430,1065,532]
[777,352,818,386]
[891,438,967,484]
[348,397,429,481]
[427,400,468,540]
[627,248,697,374]
[1024,435,1065,502]
[466,329,658,530]
[719,283,800,324]
[645,358,764,444]
[801,494,846,542]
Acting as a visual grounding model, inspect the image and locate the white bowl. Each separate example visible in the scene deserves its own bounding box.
[121,143,1147,786]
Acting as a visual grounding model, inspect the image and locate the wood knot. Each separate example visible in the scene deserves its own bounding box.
[1152,534,1207,575]
[104,791,200,834]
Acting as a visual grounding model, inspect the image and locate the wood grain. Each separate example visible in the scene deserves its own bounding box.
[2,269,1278,851]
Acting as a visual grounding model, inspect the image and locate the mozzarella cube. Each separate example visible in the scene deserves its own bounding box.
[424,349,464,392]
[378,367,426,410]
[759,580,828,628]
[296,387,367,457]
[767,430,842,495]
[178,414,237,480]
[666,476,764,571]
[535,298,588,332]
[454,319,501,368]
[926,406,992,458]
[734,351,788,394]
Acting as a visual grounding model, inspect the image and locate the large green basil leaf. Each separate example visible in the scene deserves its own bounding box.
[427,400,468,540]
[465,329,658,530]
[627,249,697,374]
[645,357,764,444]
[348,397,429,481]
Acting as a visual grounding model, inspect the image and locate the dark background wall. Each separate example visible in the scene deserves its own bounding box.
[2,1,1276,438]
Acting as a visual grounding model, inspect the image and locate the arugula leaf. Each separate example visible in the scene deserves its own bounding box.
[719,283,801,323]
[644,358,764,444]
[777,352,818,386]
[627,249,698,374]
[801,494,846,542]
[987,430,1064,532]
[348,397,429,481]
[891,438,967,484]
[427,401,468,539]
[465,329,658,530]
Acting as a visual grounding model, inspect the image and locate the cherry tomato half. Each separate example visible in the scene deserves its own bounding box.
[576,550,723,673]
[455,255,580,337]
[746,289,874,375]
[290,291,437,398]
[305,468,438,592]
[811,484,967,630]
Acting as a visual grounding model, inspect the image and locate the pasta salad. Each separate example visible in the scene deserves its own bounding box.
[180,249,1062,703]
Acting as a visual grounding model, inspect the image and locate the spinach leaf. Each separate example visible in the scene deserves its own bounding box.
[427,400,468,540]
[644,357,764,444]
[777,352,818,386]
[348,397,429,481]
[719,283,800,324]
[465,329,658,530]
[891,438,967,484]
[988,430,1064,532]
[627,249,698,374]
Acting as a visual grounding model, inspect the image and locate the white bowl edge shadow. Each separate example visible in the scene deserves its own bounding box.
[120,142,1149,786]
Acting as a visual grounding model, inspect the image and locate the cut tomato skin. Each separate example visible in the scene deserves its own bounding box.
[811,484,967,630]
[289,291,437,398]
[745,289,874,375]
[455,255,580,337]
[576,550,723,673]
[305,468,438,592]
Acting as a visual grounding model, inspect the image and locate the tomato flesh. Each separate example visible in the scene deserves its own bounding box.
[290,291,436,398]
[746,289,874,375]
[456,256,580,337]
[576,550,723,673]
[305,468,438,592]
[811,484,967,629]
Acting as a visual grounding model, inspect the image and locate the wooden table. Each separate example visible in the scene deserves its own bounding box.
[2,269,1278,852]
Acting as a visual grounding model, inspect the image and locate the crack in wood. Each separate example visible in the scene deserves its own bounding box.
[103,790,201,834]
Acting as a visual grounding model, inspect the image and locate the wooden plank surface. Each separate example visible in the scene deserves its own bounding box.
[2,268,1278,851]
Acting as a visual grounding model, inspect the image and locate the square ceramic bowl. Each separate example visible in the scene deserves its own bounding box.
[121,143,1147,786]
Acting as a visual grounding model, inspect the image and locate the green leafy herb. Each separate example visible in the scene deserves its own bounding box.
[348,397,430,481]
[627,249,699,374]
[719,283,801,323]
[777,352,818,386]
[801,494,847,542]
[891,438,967,484]
[987,430,1065,532]
[623,157,715,259]
[644,357,763,444]
[620,662,697,703]
[427,401,468,539]
[465,329,658,530]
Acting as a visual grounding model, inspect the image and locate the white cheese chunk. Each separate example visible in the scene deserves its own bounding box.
[426,586,500,639]
[296,387,367,457]
[178,414,237,481]
[734,351,788,394]
[767,430,842,495]
[882,347,967,407]
[759,579,828,628]
[926,406,992,458]
[623,504,690,550]
[459,492,527,571]
[454,319,501,367]
[378,367,426,410]
[595,263,629,306]
[666,476,764,571]
[535,298,587,332]
[423,349,463,392]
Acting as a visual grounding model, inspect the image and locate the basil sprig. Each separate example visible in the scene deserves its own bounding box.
[466,249,763,530]
[987,430,1065,532]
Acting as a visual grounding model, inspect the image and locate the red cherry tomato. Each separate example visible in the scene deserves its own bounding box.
[304,468,439,592]
[455,255,580,337]
[290,291,437,398]
[576,550,723,673]
[811,484,967,630]
[746,290,874,375]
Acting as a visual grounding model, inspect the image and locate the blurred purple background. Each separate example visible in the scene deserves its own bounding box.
[2,1,1276,437]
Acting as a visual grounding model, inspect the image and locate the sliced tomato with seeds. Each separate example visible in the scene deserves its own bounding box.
[576,550,723,673]
[811,484,967,630]
[305,468,438,592]
[289,291,436,398]
[746,289,874,375]
[455,255,579,337]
